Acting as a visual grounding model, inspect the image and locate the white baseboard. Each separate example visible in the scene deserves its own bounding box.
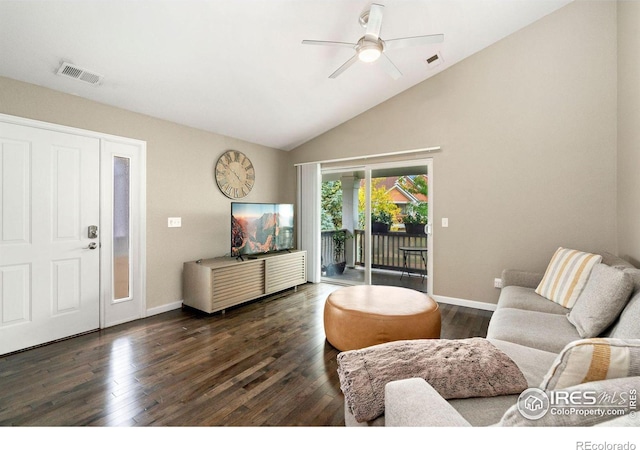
[146,300,183,317]
[432,295,497,312]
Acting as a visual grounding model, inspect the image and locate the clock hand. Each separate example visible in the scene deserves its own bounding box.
[229,168,241,182]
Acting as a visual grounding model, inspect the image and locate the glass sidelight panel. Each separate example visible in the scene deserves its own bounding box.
[113,156,131,300]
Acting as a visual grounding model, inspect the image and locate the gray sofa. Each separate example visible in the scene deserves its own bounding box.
[345,251,640,427]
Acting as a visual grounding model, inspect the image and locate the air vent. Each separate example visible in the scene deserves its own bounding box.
[425,52,443,68]
[56,62,103,85]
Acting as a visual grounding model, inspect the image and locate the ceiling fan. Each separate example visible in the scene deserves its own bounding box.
[302,3,444,80]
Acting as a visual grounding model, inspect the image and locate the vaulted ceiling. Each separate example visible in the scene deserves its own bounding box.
[0,0,572,150]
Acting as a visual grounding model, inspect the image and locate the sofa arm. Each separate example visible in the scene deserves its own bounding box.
[384,378,471,427]
[501,269,544,289]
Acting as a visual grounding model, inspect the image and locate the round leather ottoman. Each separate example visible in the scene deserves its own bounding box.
[323,285,441,352]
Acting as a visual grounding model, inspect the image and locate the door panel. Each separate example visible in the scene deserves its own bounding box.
[101,139,145,327]
[0,122,100,355]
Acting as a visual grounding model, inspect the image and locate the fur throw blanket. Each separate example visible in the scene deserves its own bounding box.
[337,337,528,423]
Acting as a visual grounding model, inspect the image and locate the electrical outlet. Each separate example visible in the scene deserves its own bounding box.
[168,217,182,228]
[494,278,503,289]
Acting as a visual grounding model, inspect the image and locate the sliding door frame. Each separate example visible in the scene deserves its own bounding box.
[319,157,434,295]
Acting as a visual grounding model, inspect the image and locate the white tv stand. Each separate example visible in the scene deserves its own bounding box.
[182,250,307,314]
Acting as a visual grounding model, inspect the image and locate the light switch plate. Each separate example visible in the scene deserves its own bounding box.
[168,217,182,228]
[442,218,449,227]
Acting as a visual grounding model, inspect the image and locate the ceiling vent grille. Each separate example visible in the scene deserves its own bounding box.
[425,52,443,68]
[56,62,103,85]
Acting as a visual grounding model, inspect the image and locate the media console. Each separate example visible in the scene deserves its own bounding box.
[182,250,307,314]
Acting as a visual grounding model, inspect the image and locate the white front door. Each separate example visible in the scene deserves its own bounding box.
[0,122,100,355]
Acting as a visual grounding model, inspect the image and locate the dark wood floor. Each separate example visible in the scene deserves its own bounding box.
[0,282,492,427]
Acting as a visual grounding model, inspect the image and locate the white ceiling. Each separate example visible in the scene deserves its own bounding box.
[0,0,572,151]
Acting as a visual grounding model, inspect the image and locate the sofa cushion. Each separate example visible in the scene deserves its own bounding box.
[605,268,640,339]
[497,286,570,315]
[487,308,581,353]
[567,264,634,338]
[497,376,640,426]
[385,378,472,427]
[600,252,636,270]
[535,247,602,308]
[500,269,544,289]
[448,395,518,427]
[489,339,558,387]
[540,338,640,390]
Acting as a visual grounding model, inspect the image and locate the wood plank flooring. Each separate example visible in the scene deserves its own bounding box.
[0,282,493,427]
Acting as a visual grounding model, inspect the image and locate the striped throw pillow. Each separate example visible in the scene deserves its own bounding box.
[535,247,602,308]
[540,338,640,390]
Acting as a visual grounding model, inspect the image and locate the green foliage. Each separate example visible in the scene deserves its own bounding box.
[321,180,342,231]
[332,229,352,262]
[398,175,428,198]
[371,210,392,225]
[358,179,401,228]
[402,202,428,224]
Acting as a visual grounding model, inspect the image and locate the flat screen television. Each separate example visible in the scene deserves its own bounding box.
[231,202,295,258]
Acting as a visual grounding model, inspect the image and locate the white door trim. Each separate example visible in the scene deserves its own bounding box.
[0,113,147,329]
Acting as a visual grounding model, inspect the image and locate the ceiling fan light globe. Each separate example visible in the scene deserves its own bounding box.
[358,47,381,62]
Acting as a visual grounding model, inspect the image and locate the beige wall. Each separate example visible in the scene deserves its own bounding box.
[617,0,640,267]
[289,1,619,304]
[0,76,295,311]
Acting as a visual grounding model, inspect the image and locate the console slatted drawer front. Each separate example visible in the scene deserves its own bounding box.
[211,261,265,311]
[265,252,306,294]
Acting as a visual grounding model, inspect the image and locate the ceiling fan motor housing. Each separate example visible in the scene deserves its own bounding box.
[357,37,383,62]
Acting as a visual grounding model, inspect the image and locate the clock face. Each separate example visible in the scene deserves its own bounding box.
[215,150,255,199]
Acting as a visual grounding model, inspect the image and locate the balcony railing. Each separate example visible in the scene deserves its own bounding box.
[321,229,427,273]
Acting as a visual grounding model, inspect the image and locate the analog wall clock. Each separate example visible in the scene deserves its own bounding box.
[215,150,255,199]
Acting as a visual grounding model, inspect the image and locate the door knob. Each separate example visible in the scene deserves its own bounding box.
[83,242,98,250]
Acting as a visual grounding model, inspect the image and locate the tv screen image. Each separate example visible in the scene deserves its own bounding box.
[231,203,294,257]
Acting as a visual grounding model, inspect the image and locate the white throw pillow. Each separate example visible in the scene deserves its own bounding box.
[535,247,602,308]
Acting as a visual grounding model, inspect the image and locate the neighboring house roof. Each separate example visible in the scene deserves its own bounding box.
[362,175,428,203]
[386,175,428,203]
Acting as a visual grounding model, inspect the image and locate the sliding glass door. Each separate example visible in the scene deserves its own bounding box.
[320,159,433,294]
[320,167,365,284]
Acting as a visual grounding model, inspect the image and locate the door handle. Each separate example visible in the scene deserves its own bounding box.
[83,242,98,250]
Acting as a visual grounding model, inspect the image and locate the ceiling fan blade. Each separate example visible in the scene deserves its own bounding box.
[365,4,384,41]
[378,53,402,80]
[384,34,444,51]
[302,40,356,48]
[329,54,359,79]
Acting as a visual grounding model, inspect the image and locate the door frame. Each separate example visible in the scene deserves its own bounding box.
[0,113,147,328]
[319,157,433,296]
